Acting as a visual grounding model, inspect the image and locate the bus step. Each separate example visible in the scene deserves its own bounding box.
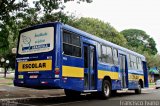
[121,88,128,91]
[83,90,98,92]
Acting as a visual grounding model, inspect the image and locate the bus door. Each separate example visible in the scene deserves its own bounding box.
[83,43,96,90]
[119,54,127,88]
[143,61,148,87]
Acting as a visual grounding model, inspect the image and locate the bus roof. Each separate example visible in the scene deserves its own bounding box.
[20,22,146,61]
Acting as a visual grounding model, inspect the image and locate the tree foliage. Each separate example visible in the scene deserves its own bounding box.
[0,0,28,22]
[120,29,158,68]
[120,29,157,55]
[69,17,127,47]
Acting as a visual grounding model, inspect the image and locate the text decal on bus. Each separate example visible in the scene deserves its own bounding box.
[18,60,52,72]
[18,27,54,54]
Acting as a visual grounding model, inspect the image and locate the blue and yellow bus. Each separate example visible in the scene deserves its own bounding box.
[14,22,148,99]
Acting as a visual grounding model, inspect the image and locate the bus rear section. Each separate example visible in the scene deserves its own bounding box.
[14,23,61,88]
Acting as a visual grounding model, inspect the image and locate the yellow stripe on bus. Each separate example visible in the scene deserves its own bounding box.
[62,66,84,78]
[98,70,119,80]
[18,60,52,72]
[128,74,144,81]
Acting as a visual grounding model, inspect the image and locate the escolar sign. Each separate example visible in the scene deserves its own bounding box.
[18,60,52,72]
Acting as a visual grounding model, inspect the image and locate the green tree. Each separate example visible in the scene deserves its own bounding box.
[120,29,157,55]
[69,17,127,47]
[0,0,28,22]
[0,0,28,56]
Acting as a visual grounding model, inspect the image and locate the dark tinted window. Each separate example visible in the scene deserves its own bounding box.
[63,32,71,43]
[72,35,80,46]
[84,46,88,68]
[63,31,81,57]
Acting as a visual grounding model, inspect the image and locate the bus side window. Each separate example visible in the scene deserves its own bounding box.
[137,57,142,70]
[106,46,113,64]
[129,54,132,69]
[63,31,81,57]
[97,43,102,62]
[130,54,138,70]
[101,45,107,63]
[113,49,118,65]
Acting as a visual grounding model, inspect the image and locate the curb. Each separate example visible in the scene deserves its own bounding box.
[0,94,66,103]
[142,88,155,90]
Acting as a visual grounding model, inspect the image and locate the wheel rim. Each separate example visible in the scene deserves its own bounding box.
[138,84,141,90]
[104,83,110,96]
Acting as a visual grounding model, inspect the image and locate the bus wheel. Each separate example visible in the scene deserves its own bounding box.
[101,80,111,99]
[135,83,141,94]
[64,89,81,97]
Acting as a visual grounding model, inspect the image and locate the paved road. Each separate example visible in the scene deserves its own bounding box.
[1,88,160,106]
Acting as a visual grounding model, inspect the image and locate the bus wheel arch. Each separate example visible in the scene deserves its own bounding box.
[139,79,143,88]
[135,79,143,94]
[100,76,112,99]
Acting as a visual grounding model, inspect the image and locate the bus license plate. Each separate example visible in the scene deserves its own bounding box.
[29,75,38,78]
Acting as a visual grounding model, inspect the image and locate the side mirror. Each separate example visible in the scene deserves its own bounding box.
[12,48,17,54]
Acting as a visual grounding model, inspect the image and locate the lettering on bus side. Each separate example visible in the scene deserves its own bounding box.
[129,74,139,80]
[22,63,46,69]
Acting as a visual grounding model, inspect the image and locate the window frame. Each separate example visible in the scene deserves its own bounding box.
[113,48,119,65]
[97,43,114,65]
[129,54,138,70]
[62,30,82,58]
[137,57,143,70]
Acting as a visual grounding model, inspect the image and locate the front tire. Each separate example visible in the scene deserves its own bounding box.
[100,80,111,99]
[135,83,141,94]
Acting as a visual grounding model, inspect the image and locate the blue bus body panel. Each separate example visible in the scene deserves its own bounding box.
[61,56,84,91]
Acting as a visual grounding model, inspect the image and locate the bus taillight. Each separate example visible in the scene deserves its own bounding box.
[55,68,60,75]
[55,67,60,78]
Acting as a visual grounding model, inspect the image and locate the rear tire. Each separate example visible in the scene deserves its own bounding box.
[135,83,141,94]
[64,89,81,97]
[100,80,111,99]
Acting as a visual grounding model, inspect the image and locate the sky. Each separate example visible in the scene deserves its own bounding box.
[64,0,160,53]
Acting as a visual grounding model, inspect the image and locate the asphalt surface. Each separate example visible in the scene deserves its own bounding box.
[1,88,160,106]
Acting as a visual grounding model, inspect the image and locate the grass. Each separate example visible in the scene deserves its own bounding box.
[0,83,13,85]
[149,83,155,88]
[149,83,155,85]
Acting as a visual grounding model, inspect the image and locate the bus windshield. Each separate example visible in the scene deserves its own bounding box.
[18,27,54,55]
